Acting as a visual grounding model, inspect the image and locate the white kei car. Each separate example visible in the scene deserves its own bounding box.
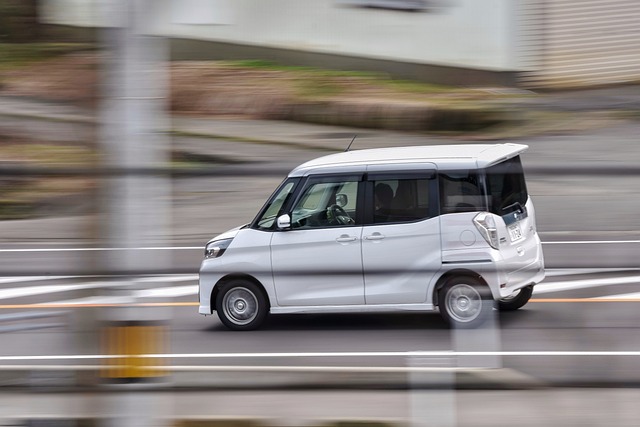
[199,144,545,330]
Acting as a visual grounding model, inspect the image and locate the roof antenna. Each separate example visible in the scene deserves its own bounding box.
[345,134,357,152]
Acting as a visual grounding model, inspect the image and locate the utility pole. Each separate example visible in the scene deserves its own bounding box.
[98,0,171,425]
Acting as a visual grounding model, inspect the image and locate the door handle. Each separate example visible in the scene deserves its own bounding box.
[364,233,385,241]
[336,235,357,243]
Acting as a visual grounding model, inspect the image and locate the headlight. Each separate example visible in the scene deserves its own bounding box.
[204,238,233,259]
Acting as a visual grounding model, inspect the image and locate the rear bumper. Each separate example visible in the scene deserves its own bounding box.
[498,245,545,298]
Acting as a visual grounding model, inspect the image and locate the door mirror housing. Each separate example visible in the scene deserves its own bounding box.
[276,214,291,230]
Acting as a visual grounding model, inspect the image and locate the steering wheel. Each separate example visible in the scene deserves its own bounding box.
[327,204,355,225]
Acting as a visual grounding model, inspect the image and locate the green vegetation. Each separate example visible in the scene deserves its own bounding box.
[0,177,93,220]
[0,199,33,220]
[222,59,452,96]
[224,59,379,78]
[170,130,336,152]
[615,109,640,121]
[0,142,95,165]
[0,43,94,70]
[174,420,398,427]
[171,150,245,167]
[0,0,38,43]
[383,78,453,94]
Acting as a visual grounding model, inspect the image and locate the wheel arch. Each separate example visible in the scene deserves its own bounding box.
[433,269,489,307]
[211,274,270,313]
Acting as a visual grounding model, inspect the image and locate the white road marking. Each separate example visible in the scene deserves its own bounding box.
[0,365,530,373]
[36,296,130,306]
[544,268,639,277]
[0,247,201,252]
[0,281,130,301]
[135,275,198,283]
[533,275,640,295]
[0,275,198,302]
[542,240,640,245]
[592,292,640,300]
[1,350,640,362]
[0,276,74,285]
[152,351,640,359]
[1,272,639,302]
[46,284,199,305]
[135,285,198,298]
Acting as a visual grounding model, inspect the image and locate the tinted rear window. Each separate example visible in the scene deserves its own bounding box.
[439,170,485,214]
[485,156,528,215]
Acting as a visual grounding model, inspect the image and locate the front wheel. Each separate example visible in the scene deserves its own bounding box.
[438,277,493,329]
[498,285,533,311]
[216,280,269,331]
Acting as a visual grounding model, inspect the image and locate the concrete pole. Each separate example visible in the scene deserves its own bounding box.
[99,0,171,269]
[97,0,172,426]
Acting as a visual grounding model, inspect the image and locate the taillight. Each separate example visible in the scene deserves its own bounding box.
[473,212,499,249]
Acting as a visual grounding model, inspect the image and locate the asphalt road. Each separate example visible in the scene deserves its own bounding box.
[1,111,640,394]
[1,268,639,386]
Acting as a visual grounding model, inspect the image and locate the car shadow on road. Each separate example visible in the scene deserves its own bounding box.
[206,312,449,332]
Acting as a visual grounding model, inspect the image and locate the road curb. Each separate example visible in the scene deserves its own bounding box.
[0,365,547,390]
[0,416,406,427]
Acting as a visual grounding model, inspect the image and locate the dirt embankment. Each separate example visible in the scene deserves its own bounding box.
[0,52,508,131]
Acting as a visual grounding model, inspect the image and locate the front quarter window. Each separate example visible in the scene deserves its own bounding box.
[253,179,299,230]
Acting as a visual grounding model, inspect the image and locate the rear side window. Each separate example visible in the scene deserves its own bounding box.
[372,178,431,223]
[439,171,485,214]
[485,156,528,215]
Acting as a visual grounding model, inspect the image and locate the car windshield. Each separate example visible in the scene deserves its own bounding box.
[253,178,299,230]
[485,156,528,215]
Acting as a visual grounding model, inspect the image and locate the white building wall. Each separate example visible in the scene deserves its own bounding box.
[518,0,640,88]
[40,0,517,72]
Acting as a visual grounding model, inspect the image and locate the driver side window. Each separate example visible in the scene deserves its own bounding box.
[291,177,360,229]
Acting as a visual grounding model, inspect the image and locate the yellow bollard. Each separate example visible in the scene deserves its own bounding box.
[101,321,167,382]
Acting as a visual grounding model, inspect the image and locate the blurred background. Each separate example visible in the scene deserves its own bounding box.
[1,1,640,426]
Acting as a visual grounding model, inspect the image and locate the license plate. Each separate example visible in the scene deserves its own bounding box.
[508,224,523,242]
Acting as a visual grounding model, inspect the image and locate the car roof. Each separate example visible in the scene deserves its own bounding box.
[289,143,528,177]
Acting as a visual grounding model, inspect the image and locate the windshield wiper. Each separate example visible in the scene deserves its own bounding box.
[502,201,524,214]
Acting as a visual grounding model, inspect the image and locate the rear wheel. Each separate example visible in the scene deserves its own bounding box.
[498,285,533,311]
[438,276,493,329]
[216,280,269,331]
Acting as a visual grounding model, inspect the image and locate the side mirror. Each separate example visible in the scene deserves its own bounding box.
[336,193,348,208]
[276,214,291,230]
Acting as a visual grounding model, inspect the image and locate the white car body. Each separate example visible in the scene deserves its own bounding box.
[199,144,545,329]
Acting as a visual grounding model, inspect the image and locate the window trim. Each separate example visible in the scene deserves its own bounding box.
[286,173,365,230]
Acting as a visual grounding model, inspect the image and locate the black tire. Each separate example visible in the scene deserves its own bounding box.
[215,280,269,331]
[498,285,533,311]
[438,276,493,329]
